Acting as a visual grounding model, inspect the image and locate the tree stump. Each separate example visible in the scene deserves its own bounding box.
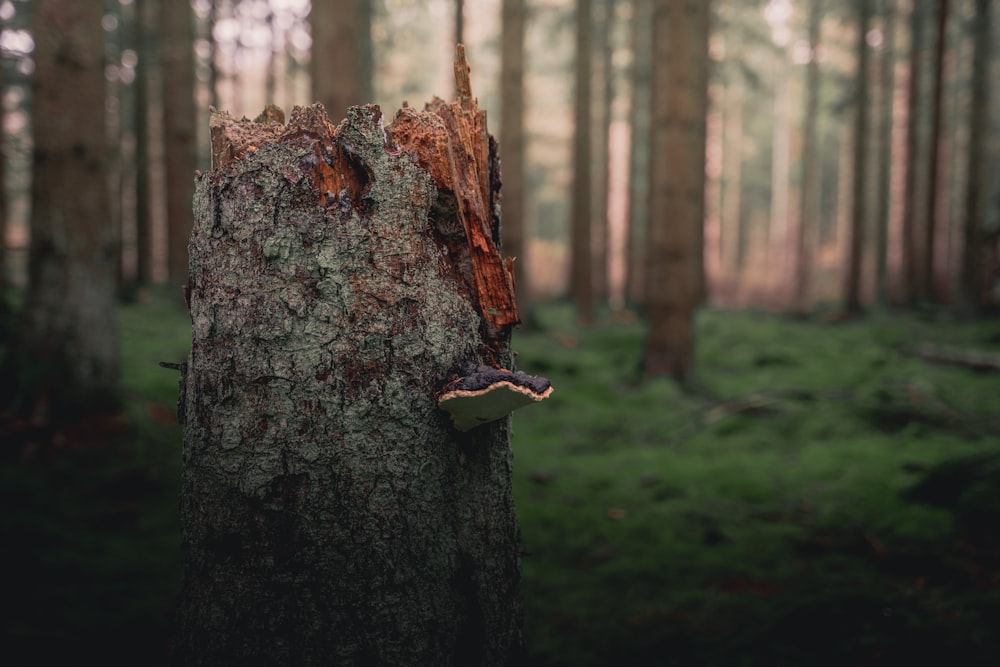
[175,52,534,666]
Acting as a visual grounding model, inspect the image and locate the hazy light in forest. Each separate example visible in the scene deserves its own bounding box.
[0,1,14,22]
[0,28,32,56]
[102,13,119,33]
[764,0,793,47]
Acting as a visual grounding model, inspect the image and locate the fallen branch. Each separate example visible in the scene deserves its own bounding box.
[916,343,1000,373]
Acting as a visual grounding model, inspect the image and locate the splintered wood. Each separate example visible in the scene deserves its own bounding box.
[391,45,520,334]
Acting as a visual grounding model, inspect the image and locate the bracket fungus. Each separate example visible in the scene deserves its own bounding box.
[437,363,553,432]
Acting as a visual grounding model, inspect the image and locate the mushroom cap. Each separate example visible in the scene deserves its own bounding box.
[437,364,553,432]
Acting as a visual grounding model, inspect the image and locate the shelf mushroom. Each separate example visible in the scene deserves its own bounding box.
[437,363,553,432]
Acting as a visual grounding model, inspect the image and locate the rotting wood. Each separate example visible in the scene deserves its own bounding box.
[391,45,519,345]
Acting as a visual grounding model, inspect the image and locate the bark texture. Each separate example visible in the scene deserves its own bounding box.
[176,73,523,664]
[5,0,118,417]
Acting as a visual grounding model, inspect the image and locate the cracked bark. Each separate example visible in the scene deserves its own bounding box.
[175,61,522,665]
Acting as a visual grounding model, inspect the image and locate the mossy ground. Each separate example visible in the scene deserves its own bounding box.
[2,292,999,665]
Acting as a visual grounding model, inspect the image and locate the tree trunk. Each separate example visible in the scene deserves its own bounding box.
[874,0,896,306]
[309,0,373,125]
[500,0,529,320]
[571,0,594,323]
[175,55,528,666]
[960,0,991,312]
[643,0,708,382]
[923,0,948,303]
[900,0,927,306]
[844,0,872,315]
[3,0,118,418]
[624,0,652,307]
[162,0,197,289]
[792,0,822,311]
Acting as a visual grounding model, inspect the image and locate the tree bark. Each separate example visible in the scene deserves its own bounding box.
[900,0,927,306]
[175,57,525,665]
[500,0,529,320]
[643,0,708,382]
[162,0,197,288]
[3,0,119,418]
[624,0,652,307]
[571,0,594,323]
[844,0,872,315]
[923,0,949,302]
[960,0,991,312]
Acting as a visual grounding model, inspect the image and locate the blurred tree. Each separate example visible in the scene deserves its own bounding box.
[643,0,708,382]
[960,0,992,312]
[455,0,465,47]
[923,0,948,303]
[134,0,156,285]
[591,0,612,306]
[791,0,823,312]
[624,0,651,307]
[874,0,896,306]
[2,0,119,418]
[571,0,594,323]
[500,0,529,320]
[162,0,197,290]
[310,0,373,123]
[0,30,6,307]
[901,0,929,306]
[844,0,872,315]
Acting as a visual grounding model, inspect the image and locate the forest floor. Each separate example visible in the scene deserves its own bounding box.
[2,290,1000,666]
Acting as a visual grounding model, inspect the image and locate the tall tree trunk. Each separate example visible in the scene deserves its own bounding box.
[0,30,6,305]
[900,0,927,306]
[792,0,822,311]
[133,0,154,285]
[591,0,613,306]
[175,56,530,666]
[720,27,745,277]
[310,0,373,124]
[571,0,594,323]
[4,0,119,418]
[500,0,529,320]
[845,0,873,315]
[643,0,708,382]
[162,0,197,289]
[624,0,652,307]
[455,0,465,46]
[874,0,896,305]
[960,0,991,311]
[923,0,949,302]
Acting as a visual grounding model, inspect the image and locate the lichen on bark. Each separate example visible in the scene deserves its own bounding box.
[176,97,523,665]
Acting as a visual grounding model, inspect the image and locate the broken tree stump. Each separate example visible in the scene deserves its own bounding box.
[175,50,538,666]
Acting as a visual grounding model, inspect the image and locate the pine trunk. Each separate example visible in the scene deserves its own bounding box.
[845,0,872,315]
[643,0,708,382]
[175,65,525,665]
[309,0,372,125]
[500,0,528,320]
[5,0,119,417]
[571,0,594,323]
[162,0,197,288]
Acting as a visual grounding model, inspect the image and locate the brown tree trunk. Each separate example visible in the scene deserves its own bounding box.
[624,0,652,307]
[4,0,119,418]
[643,0,708,382]
[845,0,873,315]
[309,0,372,124]
[960,0,991,311]
[500,0,529,320]
[874,0,896,306]
[571,0,594,323]
[900,0,928,306]
[923,0,949,302]
[134,0,154,285]
[175,54,528,666]
[792,0,822,311]
[162,0,197,289]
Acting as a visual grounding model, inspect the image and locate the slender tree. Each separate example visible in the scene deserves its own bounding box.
[790,0,822,311]
[923,0,948,302]
[845,0,873,315]
[500,0,529,319]
[874,0,896,305]
[571,0,594,323]
[643,0,708,382]
[900,0,928,305]
[960,0,992,311]
[624,0,652,307]
[162,0,197,289]
[133,0,155,285]
[3,0,119,418]
[309,0,372,124]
